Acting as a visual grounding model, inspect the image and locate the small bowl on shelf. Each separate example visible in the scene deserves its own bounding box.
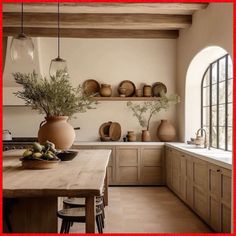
[56,151,78,161]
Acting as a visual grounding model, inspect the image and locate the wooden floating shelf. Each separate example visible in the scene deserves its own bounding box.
[92,97,160,101]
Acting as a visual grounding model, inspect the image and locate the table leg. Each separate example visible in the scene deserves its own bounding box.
[104,170,108,206]
[85,196,96,233]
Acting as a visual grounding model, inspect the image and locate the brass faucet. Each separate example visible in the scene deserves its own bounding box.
[196,128,209,149]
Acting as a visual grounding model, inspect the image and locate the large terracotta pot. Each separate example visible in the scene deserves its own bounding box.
[38,116,75,150]
[157,120,176,142]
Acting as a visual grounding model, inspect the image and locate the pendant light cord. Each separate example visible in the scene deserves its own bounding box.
[58,2,60,58]
[21,3,24,34]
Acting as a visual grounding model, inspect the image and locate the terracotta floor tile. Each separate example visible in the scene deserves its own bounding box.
[60,187,213,233]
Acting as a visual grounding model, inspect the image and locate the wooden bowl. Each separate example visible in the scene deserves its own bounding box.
[57,151,78,161]
[20,159,60,169]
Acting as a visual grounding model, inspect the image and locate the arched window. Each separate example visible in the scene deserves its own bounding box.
[201,54,233,151]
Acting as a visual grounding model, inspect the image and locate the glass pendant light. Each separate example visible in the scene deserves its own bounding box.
[49,2,67,77]
[10,3,34,62]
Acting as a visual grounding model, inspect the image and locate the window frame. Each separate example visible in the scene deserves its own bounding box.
[201,54,232,151]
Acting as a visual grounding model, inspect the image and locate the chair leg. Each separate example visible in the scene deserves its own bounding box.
[65,220,71,233]
[60,220,66,233]
[96,216,102,233]
[101,203,105,219]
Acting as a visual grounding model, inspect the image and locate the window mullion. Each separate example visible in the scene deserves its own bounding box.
[209,64,212,148]
[216,61,219,149]
[225,55,228,151]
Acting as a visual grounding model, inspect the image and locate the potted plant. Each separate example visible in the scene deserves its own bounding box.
[127,92,180,141]
[13,70,97,149]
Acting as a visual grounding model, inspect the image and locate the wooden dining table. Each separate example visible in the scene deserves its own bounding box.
[3,149,111,233]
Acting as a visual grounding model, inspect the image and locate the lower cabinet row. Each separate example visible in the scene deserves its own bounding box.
[165,146,232,233]
[73,144,165,185]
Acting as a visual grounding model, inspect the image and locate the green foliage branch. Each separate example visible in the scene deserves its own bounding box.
[13,70,97,118]
[127,92,180,130]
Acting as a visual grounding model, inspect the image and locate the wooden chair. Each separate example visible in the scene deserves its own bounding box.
[57,207,103,233]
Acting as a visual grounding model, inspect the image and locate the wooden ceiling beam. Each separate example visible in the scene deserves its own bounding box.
[3,3,208,15]
[3,27,179,39]
[3,13,192,30]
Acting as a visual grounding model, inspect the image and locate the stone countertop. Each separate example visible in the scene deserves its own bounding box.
[166,142,232,170]
[73,141,165,146]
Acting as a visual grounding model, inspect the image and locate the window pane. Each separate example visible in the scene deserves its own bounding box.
[219,58,226,82]
[203,87,209,106]
[228,103,232,126]
[228,79,233,103]
[228,127,232,151]
[203,107,209,126]
[211,126,217,147]
[212,84,217,105]
[228,58,233,79]
[212,63,217,84]
[219,104,225,126]
[212,105,217,126]
[219,81,225,104]
[203,69,210,87]
[219,127,225,149]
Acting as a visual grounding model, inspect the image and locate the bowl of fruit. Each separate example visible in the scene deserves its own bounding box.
[20,141,60,169]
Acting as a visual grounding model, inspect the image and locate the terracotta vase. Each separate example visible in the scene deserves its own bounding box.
[143,85,152,97]
[127,131,136,142]
[142,130,151,142]
[100,84,112,97]
[38,116,75,150]
[157,120,176,142]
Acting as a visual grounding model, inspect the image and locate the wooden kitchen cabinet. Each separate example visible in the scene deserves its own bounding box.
[208,165,231,233]
[115,146,140,184]
[166,146,232,233]
[140,146,164,185]
[73,143,164,186]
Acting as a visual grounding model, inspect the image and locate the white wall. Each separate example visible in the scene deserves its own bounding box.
[3,38,177,141]
[176,3,233,142]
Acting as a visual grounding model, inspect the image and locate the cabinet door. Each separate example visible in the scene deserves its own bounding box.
[165,147,172,188]
[171,150,181,194]
[193,159,208,221]
[180,154,187,201]
[221,204,231,233]
[221,168,232,233]
[186,157,193,207]
[208,165,221,232]
[93,146,115,185]
[140,146,163,185]
[115,147,140,184]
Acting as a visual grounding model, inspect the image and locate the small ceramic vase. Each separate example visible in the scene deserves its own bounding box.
[100,84,112,97]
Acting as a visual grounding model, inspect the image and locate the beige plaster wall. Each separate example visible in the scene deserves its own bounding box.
[3,38,177,141]
[176,2,233,142]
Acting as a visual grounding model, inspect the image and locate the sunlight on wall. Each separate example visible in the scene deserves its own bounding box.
[185,46,231,142]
